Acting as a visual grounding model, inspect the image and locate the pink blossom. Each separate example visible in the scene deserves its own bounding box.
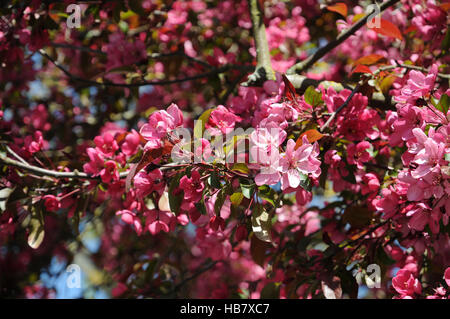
[406,203,441,234]
[445,267,450,287]
[361,173,380,195]
[347,141,372,169]
[133,169,164,199]
[140,103,183,150]
[100,160,119,184]
[396,65,438,104]
[116,210,143,235]
[179,170,204,202]
[392,269,422,297]
[296,188,312,206]
[121,129,141,156]
[409,128,446,179]
[94,132,119,157]
[280,137,321,190]
[24,131,44,154]
[83,147,105,176]
[205,105,241,135]
[250,124,286,186]
[42,195,60,212]
[23,104,50,131]
[145,210,175,235]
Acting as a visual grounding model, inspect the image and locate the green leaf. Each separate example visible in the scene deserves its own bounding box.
[230,192,244,206]
[168,174,184,215]
[304,86,323,107]
[251,203,272,243]
[260,282,281,299]
[258,185,277,207]
[193,108,214,138]
[208,171,221,189]
[299,173,312,192]
[240,182,255,199]
[214,190,226,216]
[435,94,449,115]
[231,163,249,174]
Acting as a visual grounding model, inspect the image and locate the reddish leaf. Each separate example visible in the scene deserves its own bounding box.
[115,132,128,144]
[373,19,403,41]
[439,3,450,11]
[354,54,385,66]
[404,25,418,34]
[352,64,373,75]
[125,138,175,191]
[295,129,324,149]
[282,74,299,106]
[327,3,348,17]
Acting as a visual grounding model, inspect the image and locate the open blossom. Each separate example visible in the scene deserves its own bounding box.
[195,228,232,261]
[406,203,441,234]
[395,65,437,103]
[392,269,422,297]
[205,105,241,135]
[94,132,119,157]
[120,129,141,156]
[100,160,119,184]
[83,147,105,176]
[140,103,183,150]
[179,170,204,202]
[250,124,286,186]
[347,141,372,169]
[409,128,446,179]
[280,137,321,190]
[361,173,380,195]
[389,104,425,146]
[133,169,164,199]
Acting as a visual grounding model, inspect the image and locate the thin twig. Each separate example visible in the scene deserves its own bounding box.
[49,42,213,69]
[320,82,362,132]
[6,145,28,165]
[287,0,401,75]
[169,260,220,296]
[39,49,250,88]
[376,63,450,80]
[0,152,104,180]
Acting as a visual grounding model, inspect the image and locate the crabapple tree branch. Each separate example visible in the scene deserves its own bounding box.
[242,0,276,86]
[286,0,401,75]
[39,49,252,88]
